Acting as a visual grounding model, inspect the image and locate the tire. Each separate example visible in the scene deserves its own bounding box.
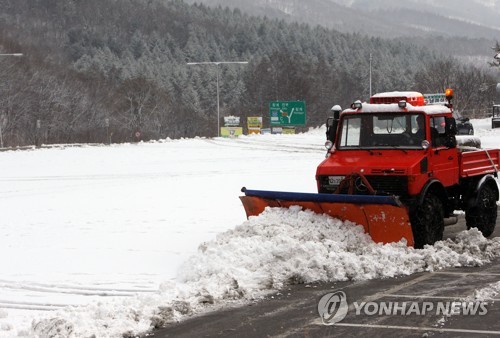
[465,184,497,237]
[410,194,444,249]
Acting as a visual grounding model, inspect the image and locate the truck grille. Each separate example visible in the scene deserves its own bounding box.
[366,176,408,198]
[318,175,409,198]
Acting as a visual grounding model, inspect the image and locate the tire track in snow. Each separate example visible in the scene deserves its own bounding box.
[202,138,323,153]
[0,279,157,311]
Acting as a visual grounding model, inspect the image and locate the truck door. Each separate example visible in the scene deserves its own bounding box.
[428,116,459,186]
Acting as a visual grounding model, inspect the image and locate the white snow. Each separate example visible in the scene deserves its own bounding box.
[472,281,500,301]
[370,91,423,98]
[0,120,499,337]
[343,102,451,114]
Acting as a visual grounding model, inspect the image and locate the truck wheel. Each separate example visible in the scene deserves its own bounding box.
[465,184,497,237]
[410,194,444,249]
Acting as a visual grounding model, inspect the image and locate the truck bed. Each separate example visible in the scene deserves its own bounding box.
[459,148,500,178]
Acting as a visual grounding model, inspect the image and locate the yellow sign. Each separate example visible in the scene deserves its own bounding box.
[221,127,243,137]
[247,117,263,129]
[283,127,296,134]
[247,117,262,134]
[248,128,261,135]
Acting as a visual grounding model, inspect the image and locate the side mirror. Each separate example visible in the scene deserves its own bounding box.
[445,117,457,136]
[326,117,338,143]
[444,117,457,148]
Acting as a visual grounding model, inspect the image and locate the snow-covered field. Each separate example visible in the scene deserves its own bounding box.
[1,119,499,337]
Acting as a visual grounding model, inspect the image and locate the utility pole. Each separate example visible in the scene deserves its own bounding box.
[187,61,248,137]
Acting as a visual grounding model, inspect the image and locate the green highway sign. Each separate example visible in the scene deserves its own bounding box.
[269,101,306,126]
[423,93,446,104]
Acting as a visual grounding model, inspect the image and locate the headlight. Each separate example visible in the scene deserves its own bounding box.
[325,140,333,150]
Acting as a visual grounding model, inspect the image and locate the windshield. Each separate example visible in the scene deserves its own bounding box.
[337,113,425,149]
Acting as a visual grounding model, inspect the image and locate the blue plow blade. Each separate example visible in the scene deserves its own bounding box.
[241,188,402,206]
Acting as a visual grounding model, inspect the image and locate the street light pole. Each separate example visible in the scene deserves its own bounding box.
[216,64,220,136]
[187,61,248,137]
[0,53,23,148]
[369,53,372,97]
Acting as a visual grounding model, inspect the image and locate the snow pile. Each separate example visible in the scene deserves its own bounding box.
[30,295,162,338]
[456,135,481,149]
[472,281,500,301]
[30,207,500,337]
[179,207,500,288]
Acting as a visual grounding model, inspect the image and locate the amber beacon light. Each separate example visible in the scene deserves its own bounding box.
[445,88,454,100]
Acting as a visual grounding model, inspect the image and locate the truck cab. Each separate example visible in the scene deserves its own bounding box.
[318,91,458,205]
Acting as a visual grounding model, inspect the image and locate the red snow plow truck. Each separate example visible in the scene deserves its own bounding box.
[241,89,499,248]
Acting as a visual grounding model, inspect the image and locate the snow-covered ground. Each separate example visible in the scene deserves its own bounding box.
[1,119,499,337]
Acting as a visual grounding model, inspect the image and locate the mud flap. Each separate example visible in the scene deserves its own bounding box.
[240,189,414,247]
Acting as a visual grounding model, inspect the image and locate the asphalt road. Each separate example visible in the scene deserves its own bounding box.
[154,214,500,338]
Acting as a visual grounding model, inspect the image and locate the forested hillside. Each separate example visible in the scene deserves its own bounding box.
[187,0,500,40]
[0,0,497,146]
